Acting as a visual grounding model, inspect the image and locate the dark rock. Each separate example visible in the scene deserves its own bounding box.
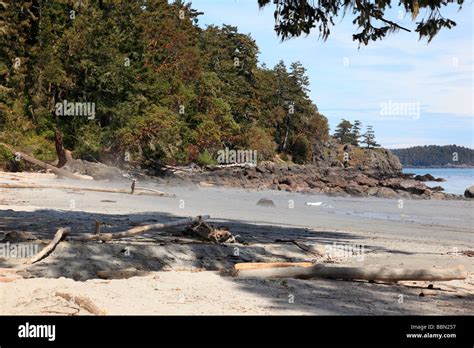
[345,185,368,196]
[279,177,295,187]
[429,186,444,192]
[414,174,446,182]
[256,198,276,207]
[464,186,474,198]
[383,179,427,195]
[354,174,378,187]
[244,168,260,180]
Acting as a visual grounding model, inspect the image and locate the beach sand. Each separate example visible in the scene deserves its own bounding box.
[0,171,472,315]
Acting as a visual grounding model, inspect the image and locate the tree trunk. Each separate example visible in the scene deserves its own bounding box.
[0,143,83,180]
[54,129,67,168]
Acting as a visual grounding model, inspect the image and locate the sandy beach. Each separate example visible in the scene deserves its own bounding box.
[0,171,472,315]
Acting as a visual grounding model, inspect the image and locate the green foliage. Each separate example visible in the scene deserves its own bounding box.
[351,120,362,146]
[239,125,277,161]
[257,0,464,45]
[291,135,311,164]
[333,119,355,145]
[73,123,103,161]
[0,144,18,171]
[196,149,217,166]
[0,0,330,169]
[116,105,184,166]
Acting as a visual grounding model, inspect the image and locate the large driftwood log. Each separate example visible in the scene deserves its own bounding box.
[70,215,210,242]
[27,227,70,264]
[235,262,313,271]
[237,264,467,282]
[0,183,175,197]
[0,143,83,180]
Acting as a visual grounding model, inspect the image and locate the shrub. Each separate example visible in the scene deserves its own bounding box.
[291,135,311,164]
[196,149,216,166]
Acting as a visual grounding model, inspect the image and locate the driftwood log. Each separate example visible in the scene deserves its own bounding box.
[70,215,210,242]
[0,183,175,198]
[55,292,106,315]
[0,143,82,180]
[237,264,467,282]
[235,262,313,271]
[27,227,70,264]
[96,269,150,279]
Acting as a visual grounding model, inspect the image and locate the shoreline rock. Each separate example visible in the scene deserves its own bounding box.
[175,163,464,200]
[464,186,474,199]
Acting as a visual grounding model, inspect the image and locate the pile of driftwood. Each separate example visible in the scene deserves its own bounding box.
[184,221,236,243]
[23,215,218,265]
[0,214,234,277]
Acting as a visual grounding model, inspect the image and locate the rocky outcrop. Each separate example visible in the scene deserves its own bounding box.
[182,163,460,200]
[313,140,403,175]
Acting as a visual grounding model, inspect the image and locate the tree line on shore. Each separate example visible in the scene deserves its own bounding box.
[0,0,393,172]
[391,145,474,167]
[0,0,332,169]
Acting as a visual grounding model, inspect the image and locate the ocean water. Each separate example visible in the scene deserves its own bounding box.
[402,168,474,195]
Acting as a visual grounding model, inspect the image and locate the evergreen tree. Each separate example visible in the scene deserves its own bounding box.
[361,125,380,149]
[333,119,354,144]
[257,0,465,46]
[351,120,362,146]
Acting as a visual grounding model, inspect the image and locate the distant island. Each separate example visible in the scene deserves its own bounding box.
[391,145,474,168]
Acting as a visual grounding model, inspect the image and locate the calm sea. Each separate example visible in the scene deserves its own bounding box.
[402,168,474,195]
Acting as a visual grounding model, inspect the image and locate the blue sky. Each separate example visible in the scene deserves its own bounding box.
[188,0,473,149]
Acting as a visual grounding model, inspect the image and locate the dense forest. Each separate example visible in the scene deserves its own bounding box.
[0,0,331,169]
[391,145,474,167]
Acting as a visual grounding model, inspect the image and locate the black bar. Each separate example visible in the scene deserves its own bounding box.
[0,316,472,346]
